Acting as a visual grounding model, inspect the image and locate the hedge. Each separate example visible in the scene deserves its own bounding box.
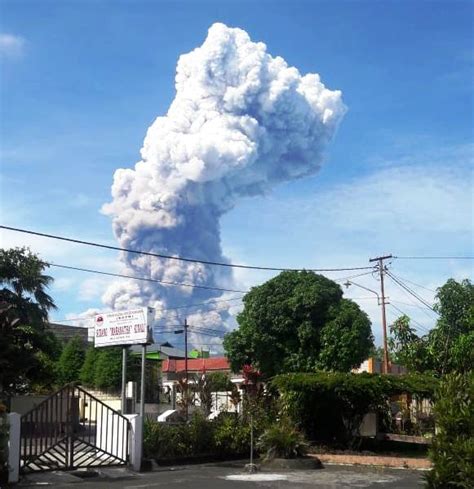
[272,372,438,446]
[144,413,251,460]
[426,372,474,488]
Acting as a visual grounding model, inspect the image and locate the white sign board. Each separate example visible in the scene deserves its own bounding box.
[94,307,154,347]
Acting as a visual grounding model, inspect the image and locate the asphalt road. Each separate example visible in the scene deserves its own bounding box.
[19,462,425,489]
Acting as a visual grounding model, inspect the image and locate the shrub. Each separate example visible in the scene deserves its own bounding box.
[93,347,123,391]
[79,347,98,387]
[257,418,309,460]
[144,413,252,460]
[272,372,437,447]
[214,413,250,455]
[56,336,85,385]
[425,373,474,489]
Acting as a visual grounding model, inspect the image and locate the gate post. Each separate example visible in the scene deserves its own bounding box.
[7,413,21,484]
[124,415,142,471]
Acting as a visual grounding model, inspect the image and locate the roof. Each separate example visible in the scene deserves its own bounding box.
[48,323,89,345]
[129,343,189,359]
[162,357,231,373]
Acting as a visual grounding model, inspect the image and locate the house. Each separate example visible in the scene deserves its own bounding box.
[161,357,232,381]
[354,357,407,375]
[47,323,89,346]
[129,341,190,360]
[160,357,244,415]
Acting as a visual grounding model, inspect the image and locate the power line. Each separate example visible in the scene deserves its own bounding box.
[386,271,438,314]
[391,299,433,309]
[48,266,378,324]
[54,295,243,323]
[386,276,437,322]
[388,273,437,293]
[394,256,474,260]
[0,225,375,272]
[388,303,431,334]
[47,262,246,293]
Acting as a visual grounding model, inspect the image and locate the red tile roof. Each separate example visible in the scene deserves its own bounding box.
[162,357,230,373]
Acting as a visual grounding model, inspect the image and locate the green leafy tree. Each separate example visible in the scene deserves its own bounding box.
[94,347,123,391]
[80,346,98,387]
[223,271,373,377]
[0,247,61,394]
[56,336,86,385]
[426,372,474,488]
[389,279,474,375]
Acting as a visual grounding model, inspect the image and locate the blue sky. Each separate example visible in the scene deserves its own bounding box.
[1,0,473,348]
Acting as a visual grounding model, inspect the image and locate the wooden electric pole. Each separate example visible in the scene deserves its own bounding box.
[184,318,189,420]
[369,254,392,374]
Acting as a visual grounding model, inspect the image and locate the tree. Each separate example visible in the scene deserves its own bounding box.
[56,336,86,385]
[426,372,474,488]
[80,346,98,387]
[389,279,474,375]
[93,347,123,391]
[0,247,61,394]
[223,271,374,377]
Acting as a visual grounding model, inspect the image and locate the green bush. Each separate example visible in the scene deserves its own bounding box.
[144,413,251,460]
[93,347,123,391]
[257,418,309,460]
[214,413,250,455]
[272,372,437,447]
[56,336,85,385]
[79,347,98,387]
[426,373,474,489]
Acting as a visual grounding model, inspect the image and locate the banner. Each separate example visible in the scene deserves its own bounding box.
[94,307,154,347]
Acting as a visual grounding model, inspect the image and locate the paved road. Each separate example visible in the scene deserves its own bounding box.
[19,462,424,488]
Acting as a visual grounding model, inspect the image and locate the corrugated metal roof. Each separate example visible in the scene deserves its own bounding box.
[162,357,230,373]
[129,343,188,359]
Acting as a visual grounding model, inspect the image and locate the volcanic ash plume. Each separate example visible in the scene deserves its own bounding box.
[102,23,346,337]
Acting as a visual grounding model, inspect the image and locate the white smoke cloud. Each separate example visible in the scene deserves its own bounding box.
[102,23,346,339]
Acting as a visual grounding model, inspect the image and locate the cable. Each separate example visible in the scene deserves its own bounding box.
[47,262,246,293]
[333,270,377,282]
[394,256,473,260]
[388,273,437,293]
[388,303,431,334]
[391,299,433,309]
[52,295,244,323]
[386,272,438,314]
[0,225,375,272]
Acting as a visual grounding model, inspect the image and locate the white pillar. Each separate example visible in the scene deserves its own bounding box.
[7,413,21,484]
[124,414,142,472]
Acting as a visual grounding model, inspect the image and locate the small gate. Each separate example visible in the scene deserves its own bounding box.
[20,384,129,473]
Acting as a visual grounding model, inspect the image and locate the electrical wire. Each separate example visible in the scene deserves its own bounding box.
[47,262,246,293]
[388,273,437,293]
[0,225,375,272]
[48,266,379,324]
[394,255,473,260]
[386,271,438,314]
[388,303,431,334]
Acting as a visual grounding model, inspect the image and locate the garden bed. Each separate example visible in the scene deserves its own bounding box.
[308,452,431,470]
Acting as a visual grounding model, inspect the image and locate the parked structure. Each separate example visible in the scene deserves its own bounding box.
[354,357,407,375]
[47,323,89,346]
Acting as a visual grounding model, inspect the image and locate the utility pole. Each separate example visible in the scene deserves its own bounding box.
[369,254,392,374]
[184,318,189,420]
[121,347,127,414]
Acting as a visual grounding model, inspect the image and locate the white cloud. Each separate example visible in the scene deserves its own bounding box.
[0,34,25,58]
[221,142,473,345]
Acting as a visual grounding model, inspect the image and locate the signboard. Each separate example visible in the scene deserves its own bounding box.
[94,307,154,347]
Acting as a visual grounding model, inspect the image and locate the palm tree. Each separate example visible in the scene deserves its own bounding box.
[0,247,60,395]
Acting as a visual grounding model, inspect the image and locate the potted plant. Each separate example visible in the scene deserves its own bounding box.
[257,418,322,469]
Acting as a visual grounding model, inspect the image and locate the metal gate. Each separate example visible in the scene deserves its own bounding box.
[20,384,130,473]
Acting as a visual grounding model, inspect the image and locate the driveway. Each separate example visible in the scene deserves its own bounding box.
[18,462,425,488]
